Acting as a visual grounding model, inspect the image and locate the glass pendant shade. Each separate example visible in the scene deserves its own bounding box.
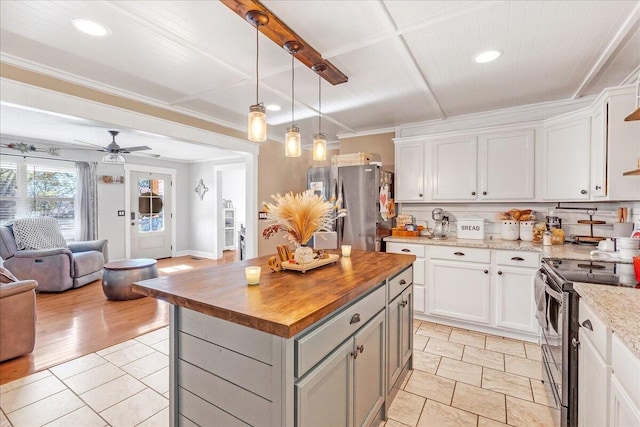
[102,152,125,164]
[248,104,267,142]
[313,133,327,161]
[285,125,301,157]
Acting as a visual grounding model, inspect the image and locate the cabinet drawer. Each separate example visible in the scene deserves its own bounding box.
[387,242,425,258]
[295,285,385,378]
[430,245,490,263]
[579,299,610,363]
[495,250,540,268]
[389,266,413,302]
[612,334,640,408]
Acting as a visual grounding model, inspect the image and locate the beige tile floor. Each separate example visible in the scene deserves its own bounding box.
[384,319,560,427]
[0,320,559,427]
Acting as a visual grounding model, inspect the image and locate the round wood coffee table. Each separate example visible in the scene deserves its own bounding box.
[102,259,158,301]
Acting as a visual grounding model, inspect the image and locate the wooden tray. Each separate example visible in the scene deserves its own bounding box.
[281,253,340,273]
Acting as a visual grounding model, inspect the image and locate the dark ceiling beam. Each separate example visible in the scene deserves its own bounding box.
[220,0,348,85]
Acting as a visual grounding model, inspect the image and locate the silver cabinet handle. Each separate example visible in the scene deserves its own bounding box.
[400,300,408,307]
[572,338,580,348]
[511,256,524,261]
[350,313,361,324]
[581,319,593,331]
[482,191,487,195]
[453,252,465,256]
[581,189,587,195]
[401,248,411,253]
[595,185,601,190]
[399,279,407,285]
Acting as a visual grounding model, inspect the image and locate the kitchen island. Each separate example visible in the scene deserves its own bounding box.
[133,250,416,427]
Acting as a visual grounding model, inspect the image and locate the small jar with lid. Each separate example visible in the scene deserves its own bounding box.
[543,230,553,246]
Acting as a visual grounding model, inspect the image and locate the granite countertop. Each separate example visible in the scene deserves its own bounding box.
[385,235,632,263]
[573,282,640,359]
[132,250,415,339]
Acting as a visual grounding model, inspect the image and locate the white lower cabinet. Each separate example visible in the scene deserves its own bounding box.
[428,246,491,324]
[609,334,640,427]
[386,242,425,313]
[494,251,540,334]
[578,328,610,427]
[297,310,386,427]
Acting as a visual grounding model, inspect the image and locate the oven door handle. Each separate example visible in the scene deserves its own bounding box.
[545,284,563,302]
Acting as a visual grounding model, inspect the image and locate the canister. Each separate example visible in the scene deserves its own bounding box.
[519,221,535,242]
[501,220,519,241]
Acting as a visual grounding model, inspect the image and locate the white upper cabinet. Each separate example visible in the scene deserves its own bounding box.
[590,101,608,198]
[478,130,535,200]
[395,142,426,202]
[592,88,640,201]
[542,116,591,201]
[432,136,478,201]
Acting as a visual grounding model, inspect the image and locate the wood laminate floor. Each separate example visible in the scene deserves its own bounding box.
[0,253,236,385]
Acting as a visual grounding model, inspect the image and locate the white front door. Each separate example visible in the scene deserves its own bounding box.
[130,171,172,259]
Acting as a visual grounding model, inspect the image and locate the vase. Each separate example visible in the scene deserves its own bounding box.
[294,245,314,264]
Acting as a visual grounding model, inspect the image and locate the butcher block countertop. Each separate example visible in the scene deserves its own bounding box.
[132,250,415,339]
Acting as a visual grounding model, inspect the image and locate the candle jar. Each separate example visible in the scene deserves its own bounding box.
[341,245,352,257]
[245,266,261,285]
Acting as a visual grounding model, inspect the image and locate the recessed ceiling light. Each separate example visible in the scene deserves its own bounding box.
[71,18,111,37]
[266,104,281,112]
[473,49,502,64]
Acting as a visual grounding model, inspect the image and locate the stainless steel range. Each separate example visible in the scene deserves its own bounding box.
[535,258,638,427]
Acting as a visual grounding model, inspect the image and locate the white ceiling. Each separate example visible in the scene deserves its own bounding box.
[1,0,639,162]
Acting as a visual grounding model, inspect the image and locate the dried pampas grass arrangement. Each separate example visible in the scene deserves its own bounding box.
[262,190,346,247]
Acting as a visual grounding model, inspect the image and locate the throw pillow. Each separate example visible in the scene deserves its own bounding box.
[10,217,67,250]
[0,266,18,284]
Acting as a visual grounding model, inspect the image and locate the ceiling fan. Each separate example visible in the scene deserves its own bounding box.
[72,130,160,161]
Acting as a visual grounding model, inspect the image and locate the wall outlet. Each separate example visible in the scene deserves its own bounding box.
[117,210,125,217]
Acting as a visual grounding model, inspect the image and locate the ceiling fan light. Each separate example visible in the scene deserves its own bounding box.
[102,152,126,165]
[313,133,327,161]
[285,126,301,157]
[248,104,267,142]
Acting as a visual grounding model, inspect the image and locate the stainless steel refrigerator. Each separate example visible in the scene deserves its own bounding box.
[307,165,393,252]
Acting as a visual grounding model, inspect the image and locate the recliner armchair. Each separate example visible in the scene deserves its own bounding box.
[0,279,37,362]
[0,225,108,292]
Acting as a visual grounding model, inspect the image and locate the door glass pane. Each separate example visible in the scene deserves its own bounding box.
[137,178,165,233]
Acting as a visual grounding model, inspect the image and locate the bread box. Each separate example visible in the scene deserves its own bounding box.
[456,217,486,240]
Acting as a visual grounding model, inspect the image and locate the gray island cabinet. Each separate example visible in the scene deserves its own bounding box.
[133,250,415,427]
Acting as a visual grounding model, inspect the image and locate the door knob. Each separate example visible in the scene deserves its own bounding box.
[497,271,503,275]
[471,191,476,196]
[482,191,487,195]
[580,189,587,195]
[595,185,601,190]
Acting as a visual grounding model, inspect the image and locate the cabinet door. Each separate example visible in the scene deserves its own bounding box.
[428,260,490,324]
[494,266,538,333]
[413,258,425,313]
[578,329,610,427]
[400,286,413,368]
[542,117,591,200]
[478,130,535,200]
[296,339,353,427]
[590,102,608,198]
[395,142,425,202]
[432,136,477,201]
[354,310,385,427]
[610,375,640,427]
[387,293,402,392]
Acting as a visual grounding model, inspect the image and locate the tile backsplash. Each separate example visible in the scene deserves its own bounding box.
[400,201,639,240]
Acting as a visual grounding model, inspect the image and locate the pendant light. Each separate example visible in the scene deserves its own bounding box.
[246,11,269,142]
[312,63,328,161]
[284,41,302,157]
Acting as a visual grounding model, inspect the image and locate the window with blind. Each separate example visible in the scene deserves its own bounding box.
[0,159,77,241]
